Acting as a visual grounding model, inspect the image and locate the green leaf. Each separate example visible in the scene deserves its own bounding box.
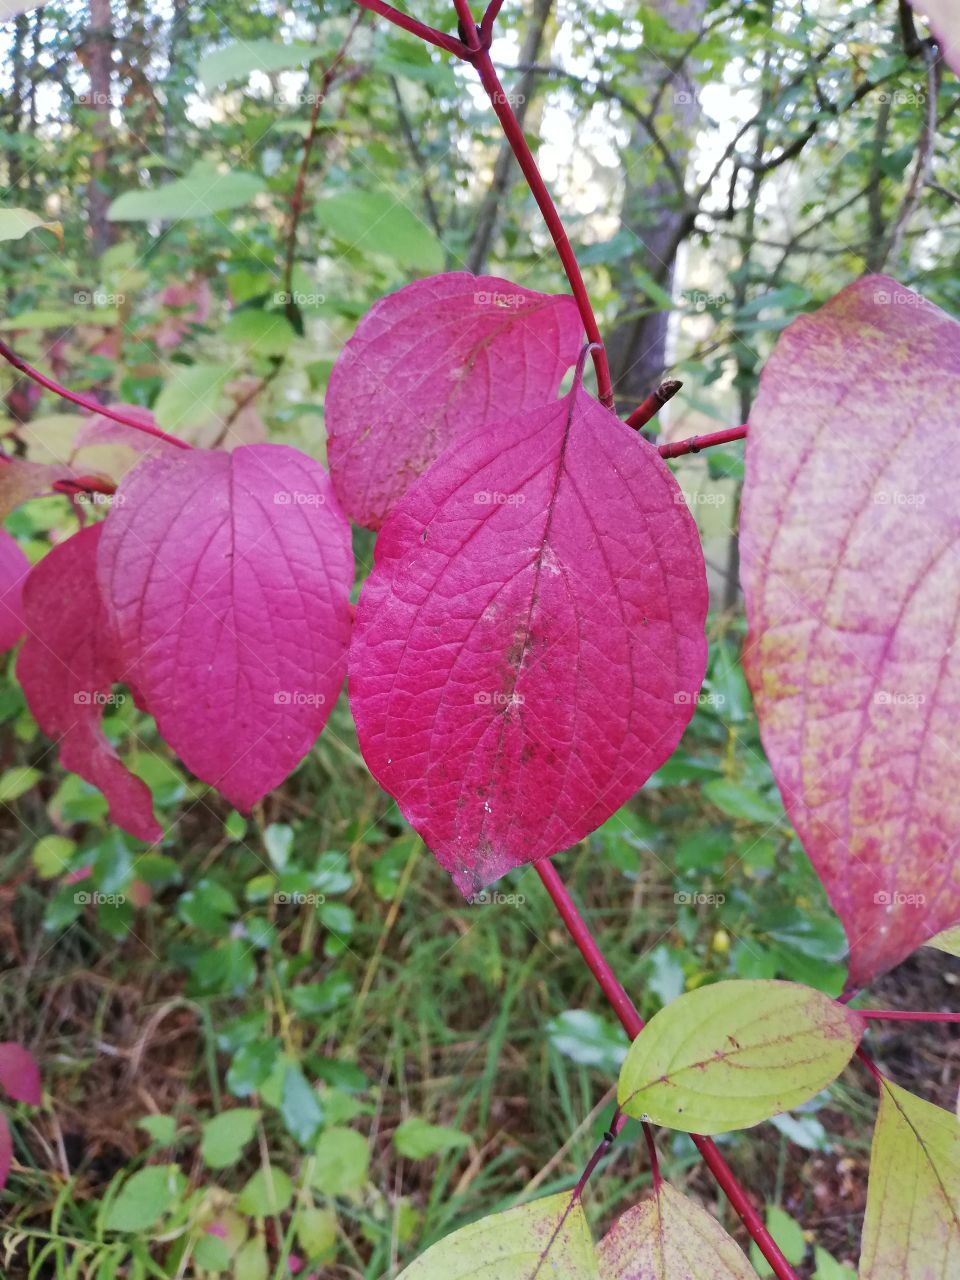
[223,310,296,358]
[395,1192,598,1279]
[860,1079,960,1278]
[198,40,328,91]
[393,1117,471,1160]
[104,1166,183,1231]
[297,1205,338,1259]
[926,925,960,958]
[137,1114,176,1146]
[813,1246,856,1280]
[703,778,783,826]
[233,1237,269,1280]
[32,834,76,879]
[750,1206,807,1274]
[153,362,229,432]
[262,822,294,870]
[313,190,444,272]
[598,1181,757,1278]
[0,766,41,802]
[311,1126,370,1196]
[280,1064,324,1147]
[193,1234,231,1271]
[0,207,62,246]
[237,1166,293,1217]
[108,163,265,222]
[547,1008,629,1073]
[617,980,863,1135]
[201,1107,260,1168]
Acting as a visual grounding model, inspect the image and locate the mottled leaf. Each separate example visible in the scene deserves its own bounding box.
[326,273,582,529]
[0,456,75,519]
[597,1182,758,1279]
[0,530,29,652]
[396,1192,598,1279]
[16,525,162,842]
[617,980,863,1134]
[740,276,960,985]
[860,1079,960,1278]
[97,445,354,810]
[0,1042,41,1105]
[349,384,707,895]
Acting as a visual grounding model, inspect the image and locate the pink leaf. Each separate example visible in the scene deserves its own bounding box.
[908,1,959,75]
[97,445,354,810]
[0,1042,41,1105]
[0,1111,10,1192]
[326,273,583,530]
[73,406,180,459]
[740,275,960,986]
[0,456,76,520]
[16,524,162,842]
[0,530,29,653]
[349,384,708,895]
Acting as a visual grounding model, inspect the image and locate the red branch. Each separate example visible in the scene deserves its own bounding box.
[0,336,190,449]
[860,1008,960,1023]
[659,423,747,459]
[352,0,468,56]
[627,379,682,430]
[535,859,800,1280]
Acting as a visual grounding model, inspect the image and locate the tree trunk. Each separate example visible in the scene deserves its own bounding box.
[466,0,554,274]
[606,0,707,415]
[87,0,113,257]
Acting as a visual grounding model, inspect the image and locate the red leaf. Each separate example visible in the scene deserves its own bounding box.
[741,275,960,985]
[0,1111,10,1192]
[326,273,583,530]
[97,444,354,810]
[0,530,29,653]
[16,524,162,842]
[349,385,708,895]
[0,1042,41,1105]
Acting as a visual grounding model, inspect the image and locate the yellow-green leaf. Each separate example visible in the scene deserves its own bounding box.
[0,207,63,247]
[860,1079,960,1278]
[396,1192,598,1279]
[926,925,960,958]
[597,1182,758,1279]
[617,980,863,1135]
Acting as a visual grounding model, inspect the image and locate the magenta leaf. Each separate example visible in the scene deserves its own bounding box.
[0,1111,10,1192]
[325,273,583,529]
[0,530,29,653]
[97,444,354,811]
[16,524,162,842]
[0,1042,41,1106]
[740,275,960,986]
[349,384,708,894]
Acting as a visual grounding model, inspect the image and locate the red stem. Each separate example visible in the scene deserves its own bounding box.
[642,1121,662,1192]
[352,0,469,57]
[0,336,190,450]
[857,1046,885,1086]
[626,379,682,431]
[535,859,799,1280]
[659,423,747,459]
[859,1008,960,1023]
[469,46,614,409]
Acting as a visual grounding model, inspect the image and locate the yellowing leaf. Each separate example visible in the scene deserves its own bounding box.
[860,1079,960,1278]
[597,1182,758,1279]
[0,207,63,247]
[617,980,863,1135]
[396,1192,598,1279]
[926,925,960,958]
